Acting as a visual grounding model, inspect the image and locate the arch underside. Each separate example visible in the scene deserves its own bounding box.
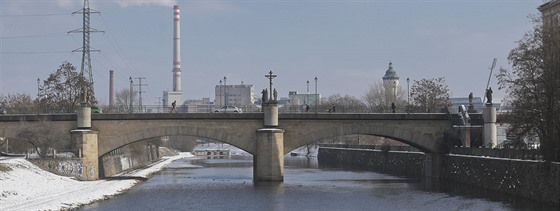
[283,123,451,154]
[97,125,259,157]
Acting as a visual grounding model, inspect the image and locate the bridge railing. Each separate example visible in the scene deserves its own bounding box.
[319,144,544,160]
[319,144,421,152]
[1,104,459,115]
[450,146,543,160]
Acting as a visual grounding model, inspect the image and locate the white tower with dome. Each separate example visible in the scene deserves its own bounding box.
[382,62,400,107]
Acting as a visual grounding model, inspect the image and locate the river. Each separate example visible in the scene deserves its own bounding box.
[79,155,556,210]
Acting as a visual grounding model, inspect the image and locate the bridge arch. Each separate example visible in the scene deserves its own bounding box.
[282,119,453,155]
[98,125,258,157]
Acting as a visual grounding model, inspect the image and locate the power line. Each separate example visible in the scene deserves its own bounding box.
[1,51,70,54]
[0,33,67,39]
[0,13,69,17]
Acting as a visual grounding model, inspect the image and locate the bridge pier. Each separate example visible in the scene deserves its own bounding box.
[483,106,497,148]
[71,129,100,180]
[254,103,285,181]
[254,128,285,181]
[423,153,443,179]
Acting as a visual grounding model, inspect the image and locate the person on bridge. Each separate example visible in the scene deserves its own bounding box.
[170,100,177,113]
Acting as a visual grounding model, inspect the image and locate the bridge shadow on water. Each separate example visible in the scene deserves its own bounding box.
[103,176,148,181]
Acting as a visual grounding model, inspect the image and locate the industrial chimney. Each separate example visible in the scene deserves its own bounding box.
[172,5,181,92]
[109,70,115,111]
[163,4,183,108]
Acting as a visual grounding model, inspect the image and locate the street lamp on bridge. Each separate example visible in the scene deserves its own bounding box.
[306,80,309,105]
[223,76,228,106]
[314,76,318,113]
[407,77,410,113]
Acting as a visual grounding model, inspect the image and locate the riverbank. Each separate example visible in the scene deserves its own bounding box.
[0,152,193,210]
[319,147,560,208]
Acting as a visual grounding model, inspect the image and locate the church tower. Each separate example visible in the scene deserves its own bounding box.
[382,62,400,107]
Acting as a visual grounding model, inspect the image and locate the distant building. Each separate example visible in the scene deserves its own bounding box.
[163,90,182,112]
[287,91,320,106]
[382,62,399,107]
[215,82,255,107]
[539,0,560,80]
[539,0,560,28]
[183,98,213,113]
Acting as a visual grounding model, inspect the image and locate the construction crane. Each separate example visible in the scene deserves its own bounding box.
[483,58,497,103]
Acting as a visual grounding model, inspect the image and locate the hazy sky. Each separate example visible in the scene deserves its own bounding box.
[0,0,545,105]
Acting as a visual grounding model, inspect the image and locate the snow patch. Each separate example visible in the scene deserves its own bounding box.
[0,152,193,210]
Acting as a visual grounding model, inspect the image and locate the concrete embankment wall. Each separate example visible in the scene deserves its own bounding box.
[318,147,560,207]
[318,147,424,176]
[30,158,91,180]
[30,147,179,179]
[102,147,178,177]
[443,154,559,207]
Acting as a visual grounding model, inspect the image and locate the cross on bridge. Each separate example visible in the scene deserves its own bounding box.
[265,70,277,101]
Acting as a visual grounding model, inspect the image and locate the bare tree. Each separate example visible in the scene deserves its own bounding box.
[321,94,367,113]
[39,61,96,113]
[0,93,36,114]
[410,77,451,113]
[161,136,198,152]
[363,80,407,113]
[115,88,138,113]
[16,120,68,158]
[497,15,560,161]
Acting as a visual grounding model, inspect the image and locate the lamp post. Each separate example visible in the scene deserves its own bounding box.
[407,77,410,113]
[306,80,310,105]
[393,81,397,104]
[36,78,40,99]
[223,76,227,106]
[129,76,133,113]
[314,76,318,113]
[36,78,41,114]
[219,79,223,106]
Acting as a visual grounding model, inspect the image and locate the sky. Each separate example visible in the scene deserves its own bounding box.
[0,0,547,106]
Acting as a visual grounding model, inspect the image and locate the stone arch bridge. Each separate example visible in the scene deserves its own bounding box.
[0,112,456,180]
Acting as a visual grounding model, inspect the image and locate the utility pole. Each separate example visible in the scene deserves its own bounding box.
[156,97,163,113]
[69,0,104,105]
[306,80,310,105]
[129,77,133,113]
[315,76,318,113]
[134,77,147,113]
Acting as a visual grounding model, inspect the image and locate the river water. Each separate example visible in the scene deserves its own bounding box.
[80,156,556,211]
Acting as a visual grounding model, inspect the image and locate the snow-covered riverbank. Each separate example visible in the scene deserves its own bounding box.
[0,153,193,210]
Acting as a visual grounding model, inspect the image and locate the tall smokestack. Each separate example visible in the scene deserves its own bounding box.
[172,5,181,92]
[109,70,115,110]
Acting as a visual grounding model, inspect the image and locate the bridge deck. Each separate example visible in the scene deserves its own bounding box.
[0,113,454,122]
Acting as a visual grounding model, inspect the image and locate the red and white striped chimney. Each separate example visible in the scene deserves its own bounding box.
[172,5,181,92]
